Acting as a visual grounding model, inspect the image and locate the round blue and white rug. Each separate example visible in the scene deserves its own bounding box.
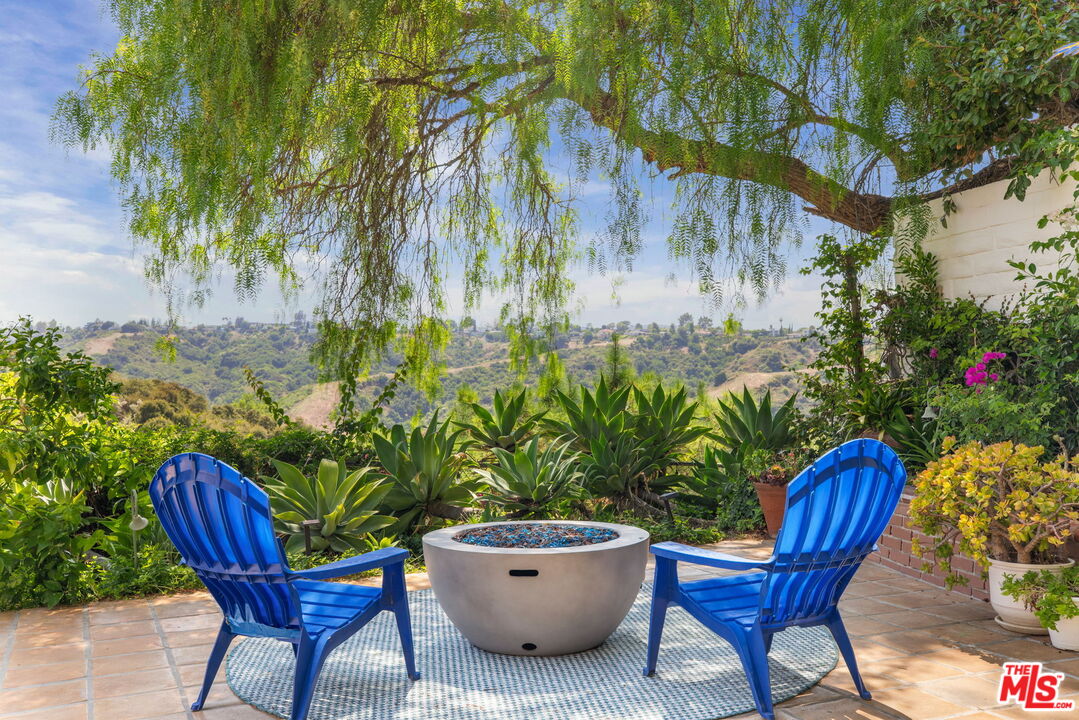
[226,585,837,720]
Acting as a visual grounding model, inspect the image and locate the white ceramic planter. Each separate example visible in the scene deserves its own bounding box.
[988,557,1075,635]
[423,520,649,656]
[1048,600,1079,651]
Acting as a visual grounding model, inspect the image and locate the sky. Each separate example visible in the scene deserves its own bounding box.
[0,1,827,331]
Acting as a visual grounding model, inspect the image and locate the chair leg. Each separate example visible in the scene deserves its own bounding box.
[385,562,420,680]
[290,634,330,720]
[643,559,676,677]
[733,626,774,720]
[191,621,234,711]
[826,612,871,700]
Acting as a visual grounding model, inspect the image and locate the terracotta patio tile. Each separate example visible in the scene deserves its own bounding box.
[92,688,187,719]
[8,642,86,668]
[92,598,152,610]
[840,597,901,616]
[11,627,85,649]
[89,620,158,642]
[13,616,83,635]
[189,681,243,709]
[164,629,219,648]
[867,687,968,719]
[777,696,904,719]
[880,592,960,610]
[170,643,215,666]
[841,616,905,637]
[850,582,899,597]
[872,655,967,683]
[2,659,86,688]
[987,638,1079,663]
[0,679,86,713]
[918,675,1002,709]
[0,702,89,720]
[196,703,274,719]
[88,606,153,625]
[93,649,170,675]
[922,602,997,622]
[178,660,222,687]
[865,629,952,655]
[844,639,912,664]
[158,614,222,633]
[92,666,178,698]
[933,622,1013,646]
[92,634,163,657]
[856,565,900,581]
[873,610,951,630]
[151,601,220,619]
[921,647,1006,674]
[820,665,906,695]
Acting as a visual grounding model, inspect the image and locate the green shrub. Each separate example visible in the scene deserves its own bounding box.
[455,388,544,452]
[0,482,100,609]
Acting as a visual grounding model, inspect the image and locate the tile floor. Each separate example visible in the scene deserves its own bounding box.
[1,538,1076,720]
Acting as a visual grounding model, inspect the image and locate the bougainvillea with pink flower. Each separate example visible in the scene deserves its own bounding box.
[964,351,1007,389]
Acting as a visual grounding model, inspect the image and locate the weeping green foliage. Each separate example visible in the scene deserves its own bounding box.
[713,387,797,451]
[372,412,477,532]
[454,389,545,453]
[52,1,1079,376]
[262,458,395,553]
[52,0,927,371]
[476,438,584,519]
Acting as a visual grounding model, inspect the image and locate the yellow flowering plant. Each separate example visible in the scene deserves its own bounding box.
[909,438,1079,587]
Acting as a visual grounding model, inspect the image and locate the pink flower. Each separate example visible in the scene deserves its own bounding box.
[929,348,939,359]
[975,362,986,371]
[982,351,1007,361]
[990,373,999,381]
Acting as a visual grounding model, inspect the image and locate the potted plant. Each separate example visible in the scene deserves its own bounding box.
[746,450,795,537]
[910,438,1079,634]
[1001,566,1079,649]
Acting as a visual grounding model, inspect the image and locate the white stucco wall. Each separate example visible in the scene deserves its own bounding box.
[918,170,1076,308]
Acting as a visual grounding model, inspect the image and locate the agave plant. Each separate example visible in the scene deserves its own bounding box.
[542,377,630,452]
[578,433,659,498]
[476,438,585,518]
[262,458,395,553]
[633,384,711,477]
[455,388,545,452]
[713,386,797,451]
[373,412,477,531]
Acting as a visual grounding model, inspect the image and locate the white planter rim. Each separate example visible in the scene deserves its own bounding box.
[423,520,649,556]
[988,557,1075,572]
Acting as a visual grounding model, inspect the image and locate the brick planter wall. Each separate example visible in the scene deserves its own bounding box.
[867,486,990,601]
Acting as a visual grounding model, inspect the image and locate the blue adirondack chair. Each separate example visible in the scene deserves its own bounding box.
[149,453,419,720]
[643,439,906,720]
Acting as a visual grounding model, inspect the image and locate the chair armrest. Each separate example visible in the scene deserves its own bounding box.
[290,547,409,581]
[650,541,773,571]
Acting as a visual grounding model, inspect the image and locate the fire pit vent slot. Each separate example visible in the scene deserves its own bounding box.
[521,643,537,651]
[508,569,539,577]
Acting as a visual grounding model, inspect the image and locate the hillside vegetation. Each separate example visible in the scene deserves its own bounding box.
[63,319,817,427]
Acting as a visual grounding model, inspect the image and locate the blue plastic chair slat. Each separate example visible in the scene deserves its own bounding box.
[644,439,906,720]
[150,453,419,720]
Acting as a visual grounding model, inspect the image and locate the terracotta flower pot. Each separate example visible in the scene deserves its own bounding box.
[753,482,788,537]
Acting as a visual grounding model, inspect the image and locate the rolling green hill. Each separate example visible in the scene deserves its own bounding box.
[63,319,818,427]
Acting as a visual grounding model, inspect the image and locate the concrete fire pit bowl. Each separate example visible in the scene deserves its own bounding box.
[423,520,649,656]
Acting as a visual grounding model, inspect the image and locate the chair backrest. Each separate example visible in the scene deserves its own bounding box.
[759,439,906,625]
[150,453,301,638]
